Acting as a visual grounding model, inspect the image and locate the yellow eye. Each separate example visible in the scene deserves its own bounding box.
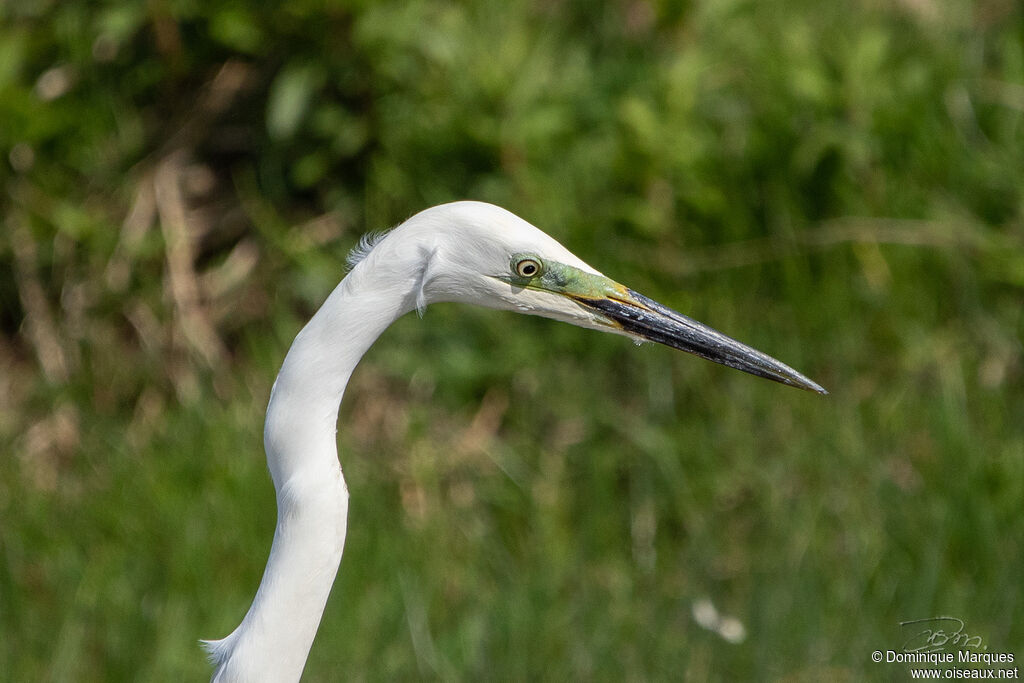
[514,258,542,278]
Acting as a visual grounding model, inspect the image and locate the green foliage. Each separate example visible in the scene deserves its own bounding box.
[1,0,1022,680]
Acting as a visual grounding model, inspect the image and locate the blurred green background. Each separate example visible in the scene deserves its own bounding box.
[1,0,1022,680]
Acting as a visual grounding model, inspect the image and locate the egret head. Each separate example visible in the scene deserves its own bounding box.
[357,201,826,394]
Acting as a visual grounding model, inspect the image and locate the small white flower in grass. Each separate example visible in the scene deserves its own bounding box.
[717,616,747,644]
[692,598,746,644]
[691,598,719,630]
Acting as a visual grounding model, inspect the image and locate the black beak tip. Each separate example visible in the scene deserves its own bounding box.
[753,367,828,396]
[806,381,829,396]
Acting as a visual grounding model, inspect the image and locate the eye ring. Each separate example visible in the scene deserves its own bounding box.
[514,257,542,278]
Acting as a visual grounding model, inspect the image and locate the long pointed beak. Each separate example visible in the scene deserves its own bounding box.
[574,288,828,395]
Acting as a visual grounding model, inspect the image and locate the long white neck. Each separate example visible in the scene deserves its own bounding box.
[203,255,421,683]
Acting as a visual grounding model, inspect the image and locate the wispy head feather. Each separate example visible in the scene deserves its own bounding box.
[345,230,390,272]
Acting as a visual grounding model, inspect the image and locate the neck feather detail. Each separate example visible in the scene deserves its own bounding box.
[203,249,422,682]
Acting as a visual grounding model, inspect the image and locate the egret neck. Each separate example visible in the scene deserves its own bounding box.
[202,250,422,683]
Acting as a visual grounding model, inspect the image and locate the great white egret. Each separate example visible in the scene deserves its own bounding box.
[202,201,826,682]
